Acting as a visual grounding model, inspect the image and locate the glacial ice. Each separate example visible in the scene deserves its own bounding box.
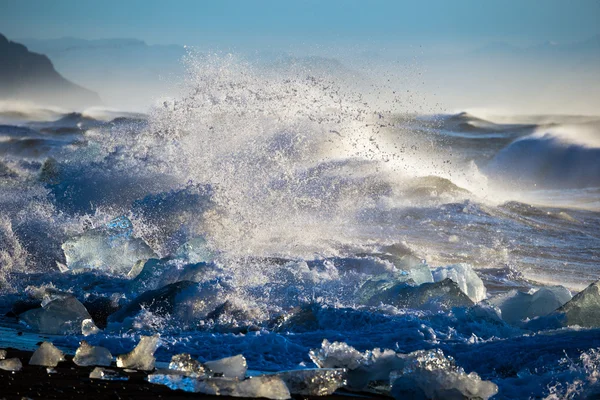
[129,257,217,292]
[390,349,498,400]
[489,286,572,324]
[89,367,130,381]
[109,280,198,323]
[432,263,487,303]
[309,340,406,391]
[0,358,22,372]
[61,216,156,274]
[378,243,434,284]
[276,368,347,396]
[73,341,113,367]
[116,335,160,371]
[19,295,92,334]
[148,371,291,399]
[169,353,206,376]
[0,349,6,359]
[29,342,65,367]
[195,375,291,399]
[365,278,474,310]
[310,340,497,399]
[82,318,101,336]
[550,280,600,328]
[204,354,248,379]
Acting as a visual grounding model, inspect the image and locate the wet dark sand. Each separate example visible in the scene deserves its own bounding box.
[0,348,384,400]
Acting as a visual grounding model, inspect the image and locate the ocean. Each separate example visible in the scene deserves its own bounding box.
[0,55,599,398]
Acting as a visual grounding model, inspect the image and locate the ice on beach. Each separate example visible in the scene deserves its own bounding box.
[116,335,160,371]
[366,278,474,310]
[310,341,496,398]
[432,263,487,303]
[0,349,6,359]
[109,280,199,323]
[390,349,498,400]
[204,354,248,379]
[19,295,92,334]
[175,236,216,264]
[73,341,113,367]
[197,375,291,399]
[379,243,433,284]
[309,340,405,391]
[61,216,156,274]
[148,371,291,399]
[552,280,600,327]
[129,257,217,292]
[29,342,65,367]
[489,286,572,324]
[89,367,130,381]
[276,368,346,396]
[169,353,206,376]
[82,318,101,336]
[0,358,22,372]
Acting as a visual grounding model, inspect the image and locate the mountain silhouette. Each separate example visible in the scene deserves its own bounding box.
[0,33,101,108]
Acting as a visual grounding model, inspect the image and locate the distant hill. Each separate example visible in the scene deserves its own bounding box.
[19,37,187,110]
[0,33,101,108]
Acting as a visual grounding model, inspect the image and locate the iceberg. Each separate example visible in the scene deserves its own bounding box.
[0,358,22,372]
[129,257,217,292]
[309,340,405,391]
[82,318,101,336]
[29,342,65,367]
[109,280,198,323]
[116,335,160,371]
[169,353,206,376]
[73,341,113,367]
[90,367,129,381]
[204,354,248,379]
[489,286,572,324]
[544,280,600,328]
[390,349,498,400]
[19,295,92,334]
[147,371,291,399]
[61,216,156,274]
[432,263,487,303]
[366,278,474,310]
[276,368,346,396]
[310,341,497,399]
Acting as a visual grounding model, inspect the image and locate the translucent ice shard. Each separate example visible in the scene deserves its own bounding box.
[276,368,346,396]
[90,367,129,381]
[0,358,22,372]
[61,216,156,274]
[73,341,113,367]
[116,335,160,371]
[19,295,92,334]
[489,286,572,324]
[196,375,291,399]
[29,342,65,367]
[551,280,600,328]
[432,263,487,303]
[366,278,474,310]
[81,318,101,336]
[169,353,206,376]
[309,340,406,391]
[109,280,198,323]
[390,349,498,400]
[204,354,248,379]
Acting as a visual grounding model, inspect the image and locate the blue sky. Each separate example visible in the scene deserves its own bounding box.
[1,0,599,48]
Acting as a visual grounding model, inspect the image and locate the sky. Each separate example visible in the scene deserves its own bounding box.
[1,0,599,48]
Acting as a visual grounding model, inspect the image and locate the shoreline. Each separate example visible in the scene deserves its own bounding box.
[0,347,386,400]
